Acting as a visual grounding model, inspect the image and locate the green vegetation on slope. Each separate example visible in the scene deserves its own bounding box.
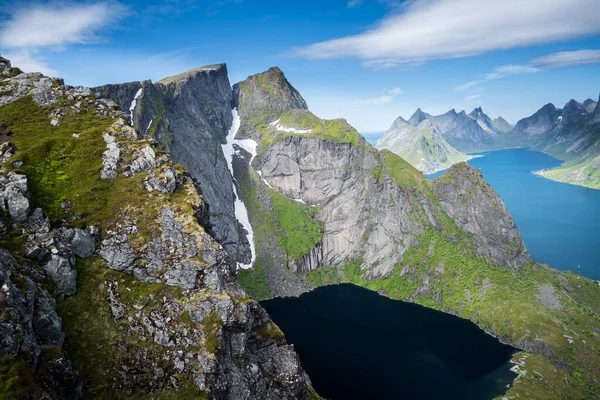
[270,187,324,263]
[247,109,365,153]
[58,257,207,399]
[535,154,600,189]
[0,96,113,225]
[237,259,271,300]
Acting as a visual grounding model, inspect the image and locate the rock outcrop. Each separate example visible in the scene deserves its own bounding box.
[431,163,530,268]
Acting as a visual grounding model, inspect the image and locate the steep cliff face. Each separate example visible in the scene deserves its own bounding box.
[93,66,251,264]
[1,60,317,399]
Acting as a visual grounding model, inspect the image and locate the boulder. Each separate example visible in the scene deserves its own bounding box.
[42,255,77,296]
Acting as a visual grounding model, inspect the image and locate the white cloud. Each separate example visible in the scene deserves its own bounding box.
[456,80,484,92]
[2,48,59,76]
[1,2,125,48]
[0,2,126,74]
[465,94,481,101]
[347,0,363,7]
[457,64,540,91]
[530,50,600,69]
[355,87,404,105]
[293,0,600,68]
[456,49,600,91]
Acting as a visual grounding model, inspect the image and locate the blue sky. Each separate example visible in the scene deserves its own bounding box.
[1,0,600,132]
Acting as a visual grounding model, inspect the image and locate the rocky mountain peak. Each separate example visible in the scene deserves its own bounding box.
[583,97,598,113]
[0,56,11,76]
[392,115,409,127]
[492,116,512,133]
[562,99,589,120]
[158,64,227,85]
[233,67,309,139]
[408,108,429,126]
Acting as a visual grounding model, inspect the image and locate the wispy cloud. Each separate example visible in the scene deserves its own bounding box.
[0,1,126,75]
[456,49,600,91]
[529,49,600,69]
[347,0,363,8]
[465,94,481,101]
[355,87,405,105]
[456,80,484,92]
[292,0,600,68]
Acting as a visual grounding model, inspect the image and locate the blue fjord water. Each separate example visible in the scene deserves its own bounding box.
[427,149,600,280]
[262,284,517,400]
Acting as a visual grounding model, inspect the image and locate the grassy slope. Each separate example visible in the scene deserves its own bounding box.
[0,95,216,398]
[530,123,600,189]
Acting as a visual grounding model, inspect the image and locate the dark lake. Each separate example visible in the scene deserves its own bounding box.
[261,284,516,400]
[427,149,600,280]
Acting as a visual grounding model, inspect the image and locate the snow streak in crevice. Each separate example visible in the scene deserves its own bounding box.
[129,88,143,126]
[221,109,257,269]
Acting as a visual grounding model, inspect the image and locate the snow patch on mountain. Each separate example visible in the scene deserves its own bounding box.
[269,119,313,134]
[129,88,142,126]
[222,109,256,269]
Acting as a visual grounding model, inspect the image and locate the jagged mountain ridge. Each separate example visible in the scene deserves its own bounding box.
[377,106,511,173]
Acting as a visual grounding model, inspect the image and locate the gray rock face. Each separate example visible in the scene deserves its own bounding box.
[92,65,248,264]
[431,163,530,268]
[0,249,81,398]
[66,228,95,258]
[408,108,430,126]
[513,103,561,136]
[0,56,12,77]
[0,172,30,222]
[257,136,432,278]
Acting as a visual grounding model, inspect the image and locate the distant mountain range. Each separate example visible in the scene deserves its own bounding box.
[510,96,600,188]
[378,96,600,188]
[377,106,511,174]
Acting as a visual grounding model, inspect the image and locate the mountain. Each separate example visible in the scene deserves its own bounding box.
[1,56,600,399]
[510,96,600,188]
[407,108,430,126]
[493,116,512,133]
[513,103,562,137]
[583,98,598,113]
[376,116,471,174]
[468,106,496,132]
